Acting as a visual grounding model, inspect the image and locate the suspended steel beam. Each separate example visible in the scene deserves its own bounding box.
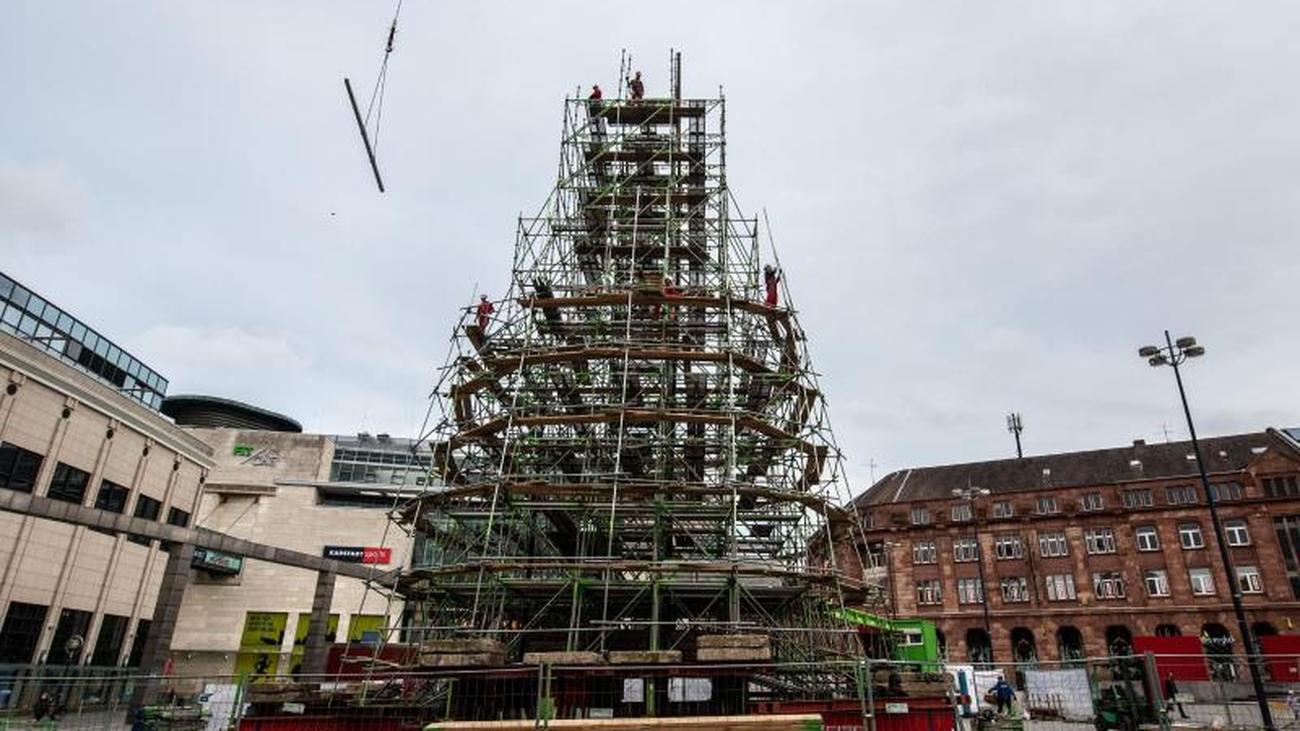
[344,77,385,193]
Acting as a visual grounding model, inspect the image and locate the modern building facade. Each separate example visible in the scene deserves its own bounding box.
[167,421,422,679]
[0,272,213,671]
[855,429,1300,665]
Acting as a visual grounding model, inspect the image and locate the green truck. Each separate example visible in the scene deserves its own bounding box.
[835,607,941,669]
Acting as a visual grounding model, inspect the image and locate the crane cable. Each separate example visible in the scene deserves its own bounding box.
[344,0,404,192]
[364,0,403,152]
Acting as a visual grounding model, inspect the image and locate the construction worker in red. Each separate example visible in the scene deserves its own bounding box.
[475,295,495,331]
[629,71,644,101]
[589,84,602,101]
[763,264,781,307]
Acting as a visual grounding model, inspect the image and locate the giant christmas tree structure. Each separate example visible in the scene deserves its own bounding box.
[396,57,876,718]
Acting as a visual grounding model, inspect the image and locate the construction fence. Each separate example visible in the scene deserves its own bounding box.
[0,654,1298,730]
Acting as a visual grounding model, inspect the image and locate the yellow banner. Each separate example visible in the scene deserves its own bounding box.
[239,612,288,652]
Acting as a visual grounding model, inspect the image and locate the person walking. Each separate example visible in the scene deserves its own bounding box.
[1164,672,1189,720]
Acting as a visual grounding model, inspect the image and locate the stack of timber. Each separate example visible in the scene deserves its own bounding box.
[419,638,508,668]
[425,714,826,730]
[522,650,605,665]
[696,634,772,662]
[871,668,952,697]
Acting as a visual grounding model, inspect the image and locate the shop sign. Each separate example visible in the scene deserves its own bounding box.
[323,545,392,564]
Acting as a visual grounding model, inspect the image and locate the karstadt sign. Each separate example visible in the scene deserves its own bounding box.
[322,546,392,565]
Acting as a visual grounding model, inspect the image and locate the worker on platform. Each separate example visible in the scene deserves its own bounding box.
[629,71,645,101]
[475,295,495,332]
[589,84,603,101]
[991,676,1014,715]
[763,264,781,308]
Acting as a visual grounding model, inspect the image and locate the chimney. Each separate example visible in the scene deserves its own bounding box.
[1133,439,1146,447]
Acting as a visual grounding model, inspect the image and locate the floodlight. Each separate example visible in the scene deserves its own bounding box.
[1175,336,1197,349]
[1138,346,1160,358]
[1185,345,1206,358]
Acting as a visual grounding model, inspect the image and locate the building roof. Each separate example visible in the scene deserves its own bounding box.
[855,429,1300,507]
[0,271,168,409]
[162,394,302,432]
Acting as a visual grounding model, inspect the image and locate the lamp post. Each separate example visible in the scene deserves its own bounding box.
[1138,331,1275,731]
[953,486,993,665]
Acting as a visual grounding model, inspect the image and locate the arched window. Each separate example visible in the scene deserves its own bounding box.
[1202,623,1237,681]
[1105,625,1134,656]
[1011,627,1037,663]
[966,628,992,665]
[1056,625,1085,663]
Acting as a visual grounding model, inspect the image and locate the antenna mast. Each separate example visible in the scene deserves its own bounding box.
[1006,412,1025,459]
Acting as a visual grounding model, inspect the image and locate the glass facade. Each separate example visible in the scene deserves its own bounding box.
[0,272,167,409]
[328,435,433,487]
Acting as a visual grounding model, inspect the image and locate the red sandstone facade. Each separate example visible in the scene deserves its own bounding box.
[855,429,1300,663]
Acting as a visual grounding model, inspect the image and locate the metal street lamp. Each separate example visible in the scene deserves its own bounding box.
[1138,330,1275,731]
[953,486,994,665]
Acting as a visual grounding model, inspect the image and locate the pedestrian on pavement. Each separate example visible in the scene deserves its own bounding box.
[1164,672,1189,720]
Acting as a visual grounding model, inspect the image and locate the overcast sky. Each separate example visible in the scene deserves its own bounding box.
[4,2,1298,497]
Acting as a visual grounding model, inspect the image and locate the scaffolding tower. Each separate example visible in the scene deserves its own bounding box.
[397,57,876,703]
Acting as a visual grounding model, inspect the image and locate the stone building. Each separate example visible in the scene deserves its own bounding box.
[165,411,421,678]
[0,271,213,669]
[855,428,1300,664]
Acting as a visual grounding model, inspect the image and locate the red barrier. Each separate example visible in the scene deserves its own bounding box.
[1132,636,1209,681]
[1259,635,1300,681]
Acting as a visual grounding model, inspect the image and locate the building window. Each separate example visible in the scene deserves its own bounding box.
[910,507,931,526]
[1274,515,1300,599]
[994,535,1023,560]
[1224,519,1250,547]
[1236,566,1263,594]
[1211,482,1243,502]
[953,538,979,563]
[0,442,43,494]
[1122,489,1153,509]
[1144,569,1170,597]
[1093,571,1126,599]
[48,608,92,664]
[957,577,984,604]
[47,462,90,504]
[951,503,972,522]
[1000,577,1029,602]
[1039,531,1069,558]
[1037,497,1059,515]
[1189,568,1215,595]
[166,507,191,528]
[1045,574,1077,601]
[0,602,48,663]
[1085,528,1117,554]
[91,614,129,666]
[1079,492,1104,512]
[127,494,162,546]
[1264,475,1300,498]
[991,501,1014,519]
[95,480,130,514]
[127,619,150,667]
[1167,485,1198,505]
[916,579,943,605]
[1135,525,1160,551]
[912,540,937,565]
[1179,523,1205,549]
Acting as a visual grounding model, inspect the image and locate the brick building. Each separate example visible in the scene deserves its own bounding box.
[855,428,1300,665]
